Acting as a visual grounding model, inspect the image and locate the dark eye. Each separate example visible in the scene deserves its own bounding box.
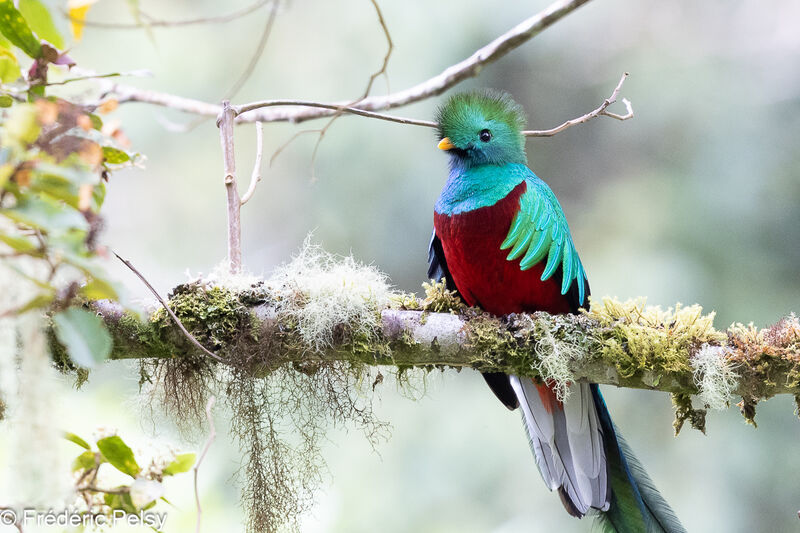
[479,129,492,142]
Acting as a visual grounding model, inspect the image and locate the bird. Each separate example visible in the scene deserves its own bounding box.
[427,89,686,532]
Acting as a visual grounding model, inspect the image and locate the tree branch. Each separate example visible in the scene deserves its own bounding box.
[218,101,242,273]
[113,252,224,363]
[62,0,275,29]
[86,284,800,406]
[240,122,263,206]
[522,72,633,137]
[101,0,594,124]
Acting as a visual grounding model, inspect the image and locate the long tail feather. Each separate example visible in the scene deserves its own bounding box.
[591,386,687,533]
[510,376,609,516]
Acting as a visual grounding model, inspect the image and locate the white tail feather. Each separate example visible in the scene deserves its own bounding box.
[510,376,610,515]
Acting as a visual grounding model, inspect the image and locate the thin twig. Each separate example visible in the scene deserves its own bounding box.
[78,486,129,495]
[218,101,242,273]
[225,1,279,101]
[44,72,125,87]
[234,100,436,127]
[361,0,393,99]
[113,251,225,362]
[268,128,323,166]
[271,0,392,171]
[153,1,280,134]
[522,72,633,136]
[194,396,217,533]
[104,0,594,124]
[240,122,263,206]
[62,0,274,29]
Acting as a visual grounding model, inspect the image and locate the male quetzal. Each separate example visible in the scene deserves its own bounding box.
[427,90,686,532]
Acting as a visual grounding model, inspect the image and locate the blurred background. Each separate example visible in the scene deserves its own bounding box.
[4,0,800,531]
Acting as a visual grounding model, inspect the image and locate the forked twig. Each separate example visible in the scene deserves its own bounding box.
[113,252,224,362]
[240,122,263,205]
[522,72,633,136]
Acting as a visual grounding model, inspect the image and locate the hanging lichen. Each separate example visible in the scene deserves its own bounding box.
[138,241,393,533]
[671,392,707,435]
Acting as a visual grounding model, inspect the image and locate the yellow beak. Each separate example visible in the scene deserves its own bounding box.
[437,137,455,151]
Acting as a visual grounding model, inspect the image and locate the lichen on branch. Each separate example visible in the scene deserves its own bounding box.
[68,244,800,533]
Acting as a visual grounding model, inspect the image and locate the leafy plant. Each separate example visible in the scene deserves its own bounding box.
[0,0,137,370]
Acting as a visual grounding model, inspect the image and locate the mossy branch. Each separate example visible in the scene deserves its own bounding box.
[86,280,800,403]
[71,266,799,533]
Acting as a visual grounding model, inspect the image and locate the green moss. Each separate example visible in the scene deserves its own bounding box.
[463,311,520,372]
[420,280,465,313]
[389,292,422,311]
[795,395,800,421]
[154,282,254,351]
[737,396,758,427]
[727,316,800,404]
[671,392,706,435]
[587,297,722,385]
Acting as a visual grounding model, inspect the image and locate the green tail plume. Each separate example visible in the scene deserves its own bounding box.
[592,387,686,533]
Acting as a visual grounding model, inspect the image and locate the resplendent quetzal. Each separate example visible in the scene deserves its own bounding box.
[427,90,686,533]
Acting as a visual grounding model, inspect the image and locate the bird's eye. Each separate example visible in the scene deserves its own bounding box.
[479,129,492,142]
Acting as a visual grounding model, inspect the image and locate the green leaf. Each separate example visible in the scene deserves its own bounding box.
[97,436,140,477]
[64,431,91,449]
[79,277,119,301]
[72,450,97,471]
[0,45,20,83]
[0,162,12,189]
[92,180,106,211]
[2,194,89,234]
[104,491,137,514]
[102,146,130,164]
[18,0,63,49]
[2,103,40,145]
[162,453,195,476]
[14,291,55,313]
[0,232,39,253]
[34,162,98,185]
[52,307,112,368]
[88,113,103,130]
[0,0,42,58]
[0,94,13,107]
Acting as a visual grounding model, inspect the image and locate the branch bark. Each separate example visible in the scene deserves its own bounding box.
[88,292,800,403]
[100,0,594,125]
[218,100,242,273]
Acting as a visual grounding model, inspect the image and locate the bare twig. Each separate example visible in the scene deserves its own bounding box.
[218,101,242,273]
[362,0,393,99]
[62,0,274,29]
[152,1,280,134]
[104,0,594,124]
[522,72,633,136]
[113,251,224,362]
[240,122,263,206]
[44,72,125,87]
[78,485,129,495]
[271,0,392,171]
[268,128,323,166]
[194,396,217,533]
[225,1,279,101]
[234,100,436,127]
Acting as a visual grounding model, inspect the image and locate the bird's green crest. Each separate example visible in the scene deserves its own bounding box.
[436,90,527,166]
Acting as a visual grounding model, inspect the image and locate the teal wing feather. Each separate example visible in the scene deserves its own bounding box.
[500,172,588,306]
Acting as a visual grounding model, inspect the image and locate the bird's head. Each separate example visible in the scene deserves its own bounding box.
[436,89,527,170]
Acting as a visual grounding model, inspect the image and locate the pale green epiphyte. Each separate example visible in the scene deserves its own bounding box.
[500,175,587,305]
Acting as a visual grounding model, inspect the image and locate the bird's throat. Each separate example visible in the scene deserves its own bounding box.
[434,163,527,215]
